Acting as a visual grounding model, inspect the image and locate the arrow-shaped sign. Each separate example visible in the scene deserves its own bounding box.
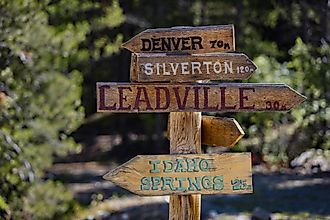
[130,53,257,82]
[122,25,235,54]
[167,116,244,147]
[104,153,252,196]
[202,116,244,147]
[97,83,306,113]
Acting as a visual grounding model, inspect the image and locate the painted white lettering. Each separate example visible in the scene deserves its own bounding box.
[144,63,153,75]
[170,63,180,75]
[191,62,202,75]
[213,61,222,74]
[162,63,170,75]
[181,62,189,75]
[203,62,212,75]
[224,61,233,74]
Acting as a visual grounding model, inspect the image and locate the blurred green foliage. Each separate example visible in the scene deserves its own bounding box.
[0,0,122,219]
[0,0,83,218]
[0,0,329,218]
[244,38,329,163]
[12,180,77,220]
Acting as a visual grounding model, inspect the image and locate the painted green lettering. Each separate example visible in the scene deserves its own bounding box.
[201,176,213,190]
[199,159,211,172]
[176,177,188,191]
[151,177,161,190]
[213,176,224,190]
[231,179,240,190]
[163,160,174,173]
[149,160,161,173]
[186,158,199,172]
[140,177,151,190]
[175,159,186,172]
[240,179,247,190]
[161,177,177,191]
[187,177,202,191]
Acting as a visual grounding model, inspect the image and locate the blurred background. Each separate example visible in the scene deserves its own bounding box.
[0,0,329,219]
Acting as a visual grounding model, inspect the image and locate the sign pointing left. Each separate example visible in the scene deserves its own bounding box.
[104,153,252,196]
[122,25,235,54]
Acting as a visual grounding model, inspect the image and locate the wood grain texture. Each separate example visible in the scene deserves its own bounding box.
[130,53,256,82]
[122,25,235,54]
[167,116,245,147]
[202,116,245,147]
[168,112,202,154]
[169,112,201,220]
[103,153,253,196]
[96,83,306,113]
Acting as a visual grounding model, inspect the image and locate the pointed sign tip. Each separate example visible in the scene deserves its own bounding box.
[121,42,128,50]
[291,88,307,105]
[299,94,307,104]
[230,119,245,147]
[121,39,134,52]
[103,172,112,181]
[244,55,258,71]
[251,61,258,72]
[285,85,307,108]
[200,117,245,147]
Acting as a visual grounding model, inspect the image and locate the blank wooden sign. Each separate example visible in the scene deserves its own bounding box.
[130,53,257,82]
[167,116,245,147]
[103,153,252,196]
[122,25,235,54]
[202,116,245,147]
[97,83,306,113]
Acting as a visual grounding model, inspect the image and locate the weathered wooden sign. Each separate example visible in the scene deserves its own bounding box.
[97,83,306,113]
[130,53,257,82]
[122,25,235,54]
[167,116,244,147]
[202,116,244,147]
[104,153,252,196]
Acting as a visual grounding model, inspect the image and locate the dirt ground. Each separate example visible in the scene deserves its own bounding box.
[49,162,330,220]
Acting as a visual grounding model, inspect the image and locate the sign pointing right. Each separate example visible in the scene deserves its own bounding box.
[130,53,257,82]
[167,116,244,147]
[202,116,244,147]
[97,83,306,113]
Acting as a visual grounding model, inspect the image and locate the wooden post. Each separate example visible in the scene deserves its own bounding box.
[168,112,202,220]
[98,24,307,220]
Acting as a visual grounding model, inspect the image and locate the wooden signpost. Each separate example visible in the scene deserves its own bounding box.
[103,153,252,196]
[168,112,202,219]
[97,24,306,220]
[97,83,305,113]
[130,53,257,82]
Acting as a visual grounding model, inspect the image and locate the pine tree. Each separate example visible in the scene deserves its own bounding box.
[0,0,84,218]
